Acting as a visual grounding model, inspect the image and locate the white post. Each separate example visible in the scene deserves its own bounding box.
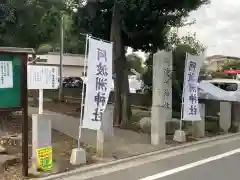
[151,51,172,146]
[220,101,231,133]
[32,114,52,170]
[38,89,43,114]
[192,103,205,138]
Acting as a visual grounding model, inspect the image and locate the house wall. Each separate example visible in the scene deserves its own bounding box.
[37,53,86,66]
[33,64,86,77]
[34,53,87,77]
[62,66,86,77]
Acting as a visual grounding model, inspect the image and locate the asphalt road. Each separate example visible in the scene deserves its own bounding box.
[82,137,240,180]
[158,154,240,180]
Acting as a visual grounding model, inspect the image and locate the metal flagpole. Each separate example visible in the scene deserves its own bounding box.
[77,34,89,149]
[180,53,188,131]
[180,86,184,131]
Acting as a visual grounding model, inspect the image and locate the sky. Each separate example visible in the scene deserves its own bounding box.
[179,0,240,57]
[129,0,240,59]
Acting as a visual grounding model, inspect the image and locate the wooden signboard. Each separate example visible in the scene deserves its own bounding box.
[0,47,34,176]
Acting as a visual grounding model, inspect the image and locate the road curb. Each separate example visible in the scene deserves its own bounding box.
[36,132,240,180]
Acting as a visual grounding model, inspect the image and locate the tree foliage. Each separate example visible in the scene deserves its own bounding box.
[0,0,209,122]
[126,53,144,74]
[0,0,85,54]
[73,0,209,124]
[0,0,86,106]
[0,0,59,48]
[74,0,209,53]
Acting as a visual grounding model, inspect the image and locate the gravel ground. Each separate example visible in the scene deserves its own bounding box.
[0,114,96,179]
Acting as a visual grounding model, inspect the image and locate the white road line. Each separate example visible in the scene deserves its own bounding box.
[139,148,240,180]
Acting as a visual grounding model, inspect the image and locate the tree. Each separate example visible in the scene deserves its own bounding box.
[74,0,209,125]
[0,1,59,48]
[0,0,63,105]
[142,32,206,112]
[0,0,86,105]
[126,53,144,74]
[0,0,85,54]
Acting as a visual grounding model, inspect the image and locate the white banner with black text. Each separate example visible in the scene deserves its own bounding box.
[82,37,113,130]
[182,53,203,121]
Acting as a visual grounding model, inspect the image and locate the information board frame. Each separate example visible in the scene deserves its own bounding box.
[0,47,34,177]
[0,47,33,111]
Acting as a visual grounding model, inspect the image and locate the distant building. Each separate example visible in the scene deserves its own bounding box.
[205,55,240,72]
[30,52,86,77]
[29,52,142,88]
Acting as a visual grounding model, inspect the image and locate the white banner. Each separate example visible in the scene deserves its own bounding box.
[0,61,13,88]
[27,65,59,89]
[82,37,113,130]
[182,54,203,121]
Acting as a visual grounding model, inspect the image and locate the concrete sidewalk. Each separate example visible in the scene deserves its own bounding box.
[28,106,167,159]
[35,132,240,180]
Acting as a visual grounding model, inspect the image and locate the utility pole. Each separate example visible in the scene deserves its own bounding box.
[59,15,64,101]
[110,0,123,125]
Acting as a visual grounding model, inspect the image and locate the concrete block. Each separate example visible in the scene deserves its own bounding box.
[70,148,86,165]
[102,104,114,140]
[173,130,186,142]
[96,129,104,158]
[220,102,231,132]
[192,104,205,138]
[32,114,52,165]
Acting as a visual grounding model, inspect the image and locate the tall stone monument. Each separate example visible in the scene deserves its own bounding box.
[151,50,172,145]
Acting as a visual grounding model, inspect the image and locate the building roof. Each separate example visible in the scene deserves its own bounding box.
[207,55,240,61]
[37,52,86,67]
[0,47,34,54]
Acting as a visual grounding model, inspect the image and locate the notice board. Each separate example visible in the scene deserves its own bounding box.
[0,54,21,109]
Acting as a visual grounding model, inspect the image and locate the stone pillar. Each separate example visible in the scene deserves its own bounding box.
[220,101,231,133]
[96,104,114,158]
[101,104,114,140]
[231,102,240,132]
[32,114,52,167]
[96,129,104,158]
[151,51,172,145]
[192,103,205,138]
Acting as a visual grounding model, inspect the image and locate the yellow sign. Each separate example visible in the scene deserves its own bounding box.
[36,146,52,171]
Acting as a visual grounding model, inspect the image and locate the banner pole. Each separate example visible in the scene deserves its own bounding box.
[77,34,89,149]
[180,84,185,131]
[180,53,188,131]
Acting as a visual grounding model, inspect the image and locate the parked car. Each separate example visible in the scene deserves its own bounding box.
[63,77,83,88]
